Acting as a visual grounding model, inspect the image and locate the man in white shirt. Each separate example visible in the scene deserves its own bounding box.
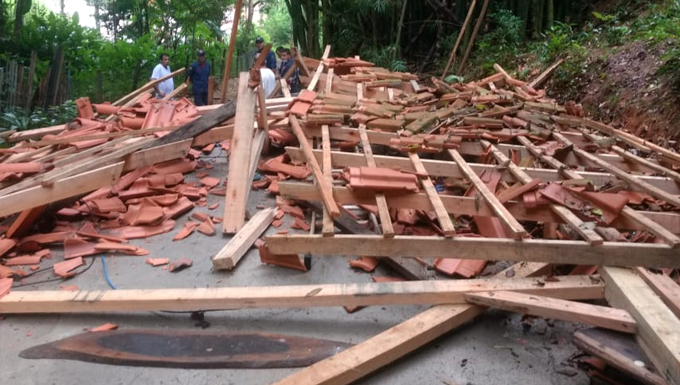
[151,53,174,98]
[254,52,276,98]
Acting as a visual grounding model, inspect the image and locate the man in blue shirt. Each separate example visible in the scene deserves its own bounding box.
[255,36,277,72]
[186,50,211,106]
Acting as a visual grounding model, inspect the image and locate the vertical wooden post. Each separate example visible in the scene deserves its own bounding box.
[440,0,477,80]
[15,64,24,107]
[26,51,36,108]
[457,0,489,75]
[221,0,243,104]
[207,75,214,105]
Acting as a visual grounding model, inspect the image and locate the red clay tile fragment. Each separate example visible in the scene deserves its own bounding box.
[53,257,84,278]
[111,166,153,195]
[434,258,486,278]
[271,219,283,228]
[0,238,17,258]
[118,179,154,201]
[91,197,127,213]
[0,264,14,278]
[173,221,200,241]
[7,205,47,238]
[197,217,216,236]
[259,158,311,179]
[123,201,164,226]
[292,217,311,232]
[345,167,419,193]
[191,212,210,222]
[349,257,380,272]
[0,162,44,174]
[60,284,79,291]
[199,177,220,188]
[146,258,170,266]
[258,243,307,272]
[110,220,176,240]
[147,173,185,187]
[163,197,194,220]
[90,323,119,332]
[55,207,82,218]
[5,255,43,266]
[208,203,219,210]
[202,143,215,153]
[168,258,193,272]
[63,238,98,259]
[280,205,305,219]
[0,278,13,299]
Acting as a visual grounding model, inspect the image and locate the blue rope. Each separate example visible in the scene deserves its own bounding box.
[101,254,117,290]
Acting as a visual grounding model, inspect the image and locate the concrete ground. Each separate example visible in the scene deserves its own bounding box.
[0,149,589,385]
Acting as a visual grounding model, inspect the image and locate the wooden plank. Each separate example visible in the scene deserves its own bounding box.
[220,0,242,103]
[358,125,394,238]
[289,115,340,217]
[572,145,680,208]
[481,140,604,245]
[271,62,298,98]
[0,275,603,314]
[22,125,180,148]
[212,208,276,270]
[636,268,680,319]
[248,86,269,183]
[277,179,680,235]
[449,149,527,239]
[266,235,680,268]
[223,72,257,234]
[0,163,124,218]
[279,78,292,98]
[122,139,192,172]
[285,145,680,194]
[465,291,636,334]
[408,152,456,236]
[7,124,66,142]
[306,45,331,92]
[321,125,335,236]
[529,59,564,88]
[573,328,669,385]
[325,68,334,93]
[601,266,680,384]
[272,262,548,385]
[112,67,185,107]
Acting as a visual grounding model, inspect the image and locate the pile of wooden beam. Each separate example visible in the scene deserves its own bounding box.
[1,46,680,385]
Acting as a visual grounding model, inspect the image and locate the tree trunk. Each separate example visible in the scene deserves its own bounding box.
[131,58,142,92]
[394,0,408,58]
[546,0,554,29]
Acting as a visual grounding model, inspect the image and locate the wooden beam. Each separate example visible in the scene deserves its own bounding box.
[601,266,680,384]
[481,140,604,245]
[285,146,680,195]
[223,72,257,234]
[266,235,680,268]
[306,45,331,92]
[571,145,680,208]
[636,268,680,319]
[220,0,243,103]
[0,163,124,218]
[271,262,548,385]
[440,0,477,80]
[449,149,527,239]
[122,139,191,172]
[213,208,276,270]
[289,115,340,217]
[529,59,564,89]
[0,275,603,314]
[321,125,335,236]
[521,134,680,247]
[408,152,456,236]
[358,125,394,238]
[277,181,680,235]
[465,291,636,334]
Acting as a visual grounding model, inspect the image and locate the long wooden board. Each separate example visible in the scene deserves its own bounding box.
[265,235,680,268]
[465,291,636,333]
[0,275,603,314]
[213,208,276,270]
[222,72,256,234]
[0,163,124,218]
[601,266,680,384]
[271,263,550,385]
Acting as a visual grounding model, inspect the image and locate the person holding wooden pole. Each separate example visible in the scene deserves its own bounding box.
[150,53,174,99]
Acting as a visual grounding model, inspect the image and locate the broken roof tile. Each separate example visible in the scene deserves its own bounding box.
[168,258,193,272]
[345,167,419,193]
[258,243,307,272]
[146,258,170,266]
[94,242,149,256]
[0,278,13,299]
[63,238,98,259]
[53,257,84,278]
[172,221,201,241]
[197,217,216,236]
[109,220,176,240]
[349,257,380,272]
[89,323,119,332]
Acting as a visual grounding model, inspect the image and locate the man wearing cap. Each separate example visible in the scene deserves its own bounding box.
[186,49,211,106]
[255,36,277,72]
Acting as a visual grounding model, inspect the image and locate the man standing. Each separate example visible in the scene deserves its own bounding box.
[151,53,174,99]
[186,49,211,106]
[278,48,300,94]
[254,52,276,98]
[255,36,277,72]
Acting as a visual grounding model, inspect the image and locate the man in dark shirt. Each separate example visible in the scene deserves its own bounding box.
[186,49,211,106]
[255,36,277,72]
[278,48,300,94]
